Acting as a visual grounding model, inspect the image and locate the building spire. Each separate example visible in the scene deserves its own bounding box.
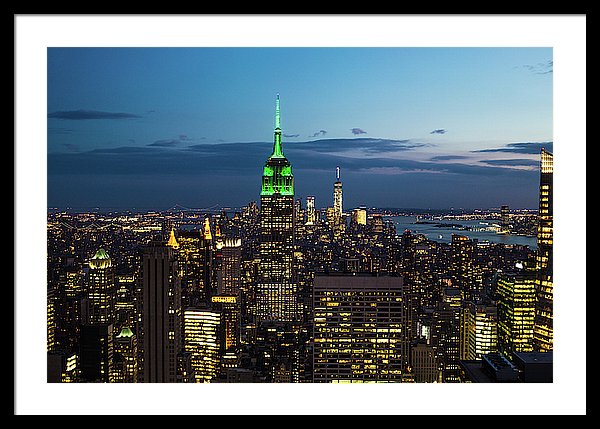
[275,93,280,130]
[203,216,213,241]
[271,93,284,158]
[167,227,179,249]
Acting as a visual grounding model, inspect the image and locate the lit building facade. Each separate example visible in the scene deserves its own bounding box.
[351,207,367,226]
[183,308,221,383]
[313,274,407,383]
[174,220,213,308]
[253,321,309,383]
[534,148,553,352]
[85,248,116,325]
[431,287,462,382]
[370,214,384,234]
[114,273,137,333]
[500,205,510,234]
[450,234,482,302]
[211,295,239,355]
[497,270,536,359]
[218,238,242,295]
[462,301,498,360]
[305,196,316,225]
[410,340,437,383]
[333,166,342,217]
[112,326,138,383]
[47,285,56,352]
[140,242,182,383]
[256,94,299,323]
[47,350,79,383]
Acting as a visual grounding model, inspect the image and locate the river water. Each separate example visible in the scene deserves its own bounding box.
[390,216,537,249]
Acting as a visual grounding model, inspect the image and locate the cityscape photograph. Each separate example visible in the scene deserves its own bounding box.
[16,15,585,415]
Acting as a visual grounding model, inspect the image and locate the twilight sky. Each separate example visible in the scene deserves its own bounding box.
[47,47,553,211]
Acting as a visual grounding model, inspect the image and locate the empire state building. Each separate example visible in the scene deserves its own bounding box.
[256,94,299,323]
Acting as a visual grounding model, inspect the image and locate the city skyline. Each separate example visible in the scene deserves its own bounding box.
[47,47,552,211]
[16,15,586,416]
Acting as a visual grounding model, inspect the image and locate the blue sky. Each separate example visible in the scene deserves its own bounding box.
[47,47,553,211]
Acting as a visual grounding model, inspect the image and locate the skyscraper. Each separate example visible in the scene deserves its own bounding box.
[351,207,367,226]
[497,270,536,359]
[140,242,182,382]
[461,301,498,360]
[450,234,482,302]
[79,323,113,382]
[431,287,462,383]
[332,166,344,237]
[333,166,343,219]
[79,248,116,383]
[534,148,553,352]
[305,196,316,226]
[85,248,116,325]
[256,94,298,323]
[214,238,243,356]
[112,326,138,383]
[410,340,437,383]
[201,216,215,305]
[312,273,407,383]
[183,308,221,383]
[500,205,510,234]
[218,238,242,296]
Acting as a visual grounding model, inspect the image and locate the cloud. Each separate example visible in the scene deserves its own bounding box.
[473,141,553,155]
[430,155,468,161]
[179,134,190,141]
[50,137,532,180]
[351,128,367,135]
[479,159,540,167]
[62,143,80,152]
[48,109,142,120]
[48,140,542,210]
[430,129,447,135]
[290,138,426,155]
[48,127,74,135]
[310,130,327,138]
[521,60,553,75]
[148,139,180,147]
[284,134,300,138]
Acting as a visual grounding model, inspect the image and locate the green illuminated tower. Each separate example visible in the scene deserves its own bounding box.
[256,94,299,322]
